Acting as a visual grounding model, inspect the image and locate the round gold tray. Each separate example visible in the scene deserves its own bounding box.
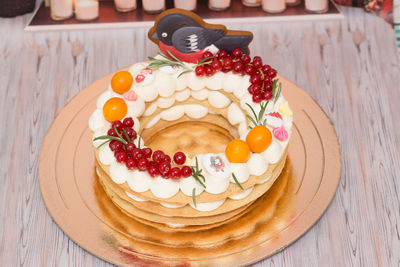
[39,72,341,266]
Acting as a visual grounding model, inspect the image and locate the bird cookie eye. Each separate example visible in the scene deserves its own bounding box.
[161,32,168,38]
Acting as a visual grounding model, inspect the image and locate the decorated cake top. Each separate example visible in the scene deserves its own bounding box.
[88,9,293,211]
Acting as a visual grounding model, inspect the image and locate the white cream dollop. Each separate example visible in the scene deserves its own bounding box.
[247,154,269,176]
[190,198,225,212]
[134,84,158,102]
[88,109,105,132]
[175,89,190,102]
[126,170,152,192]
[157,96,175,109]
[184,104,208,119]
[155,72,176,97]
[160,105,185,121]
[208,91,231,108]
[188,72,205,91]
[126,96,145,117]
[109,163,129,184]
[126,191,148,202]
[179,176,205,196]
[160,202,186,208]
[98,145,116,165]
[205,72,224,90]
[228,187,253,200]
[227,103,245,125]
[229,163,250,183]
[150,176,180,198]
[262,141,283,164]
[191,88,209,100]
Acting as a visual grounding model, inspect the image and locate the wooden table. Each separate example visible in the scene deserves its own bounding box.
[1,6,399,266]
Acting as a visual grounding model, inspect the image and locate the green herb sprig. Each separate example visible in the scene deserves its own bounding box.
[93,126,128,149]
[190,157,206,188]
[232,173,244,191]
[246,101,269,129]
[192,188,197,207]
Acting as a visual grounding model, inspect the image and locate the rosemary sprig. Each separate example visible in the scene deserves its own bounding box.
[274,82,282,104]
[97,140,111,149]
[93,135,127,145]
[177,69,192,78]
[232,173,244,191]
[190,157,206,188]
[137,136,142,148]
[245,101,269,128]
[122,128,131,143]
[192,188,197,207]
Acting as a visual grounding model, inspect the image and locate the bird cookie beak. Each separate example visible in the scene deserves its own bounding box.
[151,32,159,40]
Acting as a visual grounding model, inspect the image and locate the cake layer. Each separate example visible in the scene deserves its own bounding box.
[96,149,287,216]
[95,166,289,247]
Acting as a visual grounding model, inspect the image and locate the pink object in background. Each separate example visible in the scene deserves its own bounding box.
[123,91,138,101]
[75,0,99,21]
[50,0,73,20]
[142,0,165,14]
[174,0,197,10]
[208,0,232,11]
[114,0,137,12]
[262,0,286,13]
[305,0,328,12]
[241,0,261,7]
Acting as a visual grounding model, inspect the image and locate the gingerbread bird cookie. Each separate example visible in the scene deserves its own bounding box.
[148,9,253,64]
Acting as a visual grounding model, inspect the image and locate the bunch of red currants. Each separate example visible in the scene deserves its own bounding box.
[194,48,277,104]
[106,117,192,180]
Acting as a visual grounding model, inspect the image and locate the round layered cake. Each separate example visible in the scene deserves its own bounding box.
[88,9,293,235]
[89,57,293,231]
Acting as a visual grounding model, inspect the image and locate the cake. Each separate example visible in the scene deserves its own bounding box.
[88,9,293,235]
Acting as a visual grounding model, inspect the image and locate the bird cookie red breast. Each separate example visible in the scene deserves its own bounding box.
[148,8,253,64]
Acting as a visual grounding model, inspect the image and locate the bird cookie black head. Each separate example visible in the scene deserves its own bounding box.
[148,8,253,64]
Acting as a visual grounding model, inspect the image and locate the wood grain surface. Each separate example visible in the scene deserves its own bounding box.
[1,6,399,267]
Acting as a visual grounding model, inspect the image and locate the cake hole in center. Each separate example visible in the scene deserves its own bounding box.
[143,121,237,158]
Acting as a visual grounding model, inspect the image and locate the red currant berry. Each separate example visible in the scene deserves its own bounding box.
[173,152,186,165]
[263,75,272,84]
[252,93,263,103]
[267,69,277,78]
[111,121,123,131]
[195,65,205,76]
[168,167,182,180]
[137,158,149,171]
[126,158,136,170]
[205,65,214,76]
[109,140,123,152]
[264,81,273,91]
[210,58,222,72]
[241,54,251,64]
[232,48,243,59]
[181,166,192,177]
[217,49,228,59]
[253,84,262,94]
[233,61,244,73]
[202,51,213,59]
[222,57,233,71]
[132,148,144,160]
[250,74,261,84]
[252,56,263,64]
[159,161,171,177]
[122,117,134,128]
[125,143,136,153]
[244,65,255,75]
[261,90,273,100]
[142,147,152,158]
[163,154,171,163]
[261,64,271,73]
[248,85,255,94]
[152,150,165,163]
[107,128,118,137]
[115,151,128,163]
[148,165,160,177]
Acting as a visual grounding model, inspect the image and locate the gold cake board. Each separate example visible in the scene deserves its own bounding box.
[38,70,341,266]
